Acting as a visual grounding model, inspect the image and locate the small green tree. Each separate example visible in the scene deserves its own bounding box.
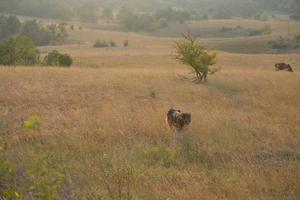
[43,50,72,67]
[43,50,60,66]
[175,34,217,83]
[0,36,39,66]
[58,54,73,67]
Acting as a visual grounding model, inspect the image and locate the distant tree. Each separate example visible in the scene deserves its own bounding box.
[6,16,21,35]
[43,50,60,66]
[58,54,73,67]
[42,50,72,67]
[119,11,154,31]
[20,20,52,46]
[154,7,191,22]
[0,15,21,40]
[109,40,116,47]
[175,34,217,83]
[94,40,109,48]
[0,38,16,65]
[21,20,67,46]
[14,36,40,65]
[0,36,39,66]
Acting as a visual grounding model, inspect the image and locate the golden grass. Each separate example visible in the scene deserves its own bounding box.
[1,22,300,199]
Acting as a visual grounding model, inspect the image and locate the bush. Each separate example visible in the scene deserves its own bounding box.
[94,40,109,48]
[290,13,300,21]
[21,20,67,46]
[109,40,116,47]
[0,36,39,66]
[58,54,73,66]
[43,50,73,67]
[24,116,41,130]
[268,35,300,51]
[118,9,155,31]
[0,143,20,199]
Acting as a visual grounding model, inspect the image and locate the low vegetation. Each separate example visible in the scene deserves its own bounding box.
[24,116,41,130]
[94,40,109,48]
[94,40,118,48]
[0,15,68,46]
[0,36,39,66]
[268,34,300,52]
[0,36,72,67]
[43,50,73,67]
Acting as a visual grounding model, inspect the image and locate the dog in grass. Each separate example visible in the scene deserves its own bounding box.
[166,108,191,134]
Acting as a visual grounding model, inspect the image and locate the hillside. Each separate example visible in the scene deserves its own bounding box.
[1,24,300,199]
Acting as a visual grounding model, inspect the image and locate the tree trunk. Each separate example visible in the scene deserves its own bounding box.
[203,71,208,82]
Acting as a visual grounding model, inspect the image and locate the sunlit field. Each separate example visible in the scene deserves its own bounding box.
[1,19,300,199]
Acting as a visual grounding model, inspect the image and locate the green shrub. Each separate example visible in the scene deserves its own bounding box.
[0,36,39,66]
[0,143,20,199]
[25,152,64,199]
[268,35,300,51]
[59,54,73,66]
[94,40,108,48]
[109,40,116,47]
[24,116,41,130]
[43,50,73,67]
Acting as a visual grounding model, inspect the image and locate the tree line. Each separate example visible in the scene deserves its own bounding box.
[0,15,67,46]
[1,0,298,22]
[0,35,72,67]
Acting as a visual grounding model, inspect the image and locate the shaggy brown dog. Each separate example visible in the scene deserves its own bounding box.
[275,63,293,72]
[166,108,191,132]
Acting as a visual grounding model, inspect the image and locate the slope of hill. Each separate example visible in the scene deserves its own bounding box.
[1,26,299,199]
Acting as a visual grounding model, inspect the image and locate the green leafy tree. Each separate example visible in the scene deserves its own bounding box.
[6,16,21,35]
[175,34,217,83]
[0,143,20,199]
[0,36,39,66]
[20,20,52,46]
[0,15,21,40]
[14,36,40,65]
[58,54,73,67]
[42,50,61,66]
[0,38,16,65]
[43,50,72,67]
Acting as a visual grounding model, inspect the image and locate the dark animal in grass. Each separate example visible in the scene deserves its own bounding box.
[275,63,293,72]
[166,108,191,133]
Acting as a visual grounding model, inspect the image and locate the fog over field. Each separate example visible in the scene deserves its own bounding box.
[0,0,299,199]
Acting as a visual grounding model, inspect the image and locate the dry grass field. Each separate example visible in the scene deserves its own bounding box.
[1,20,300,199]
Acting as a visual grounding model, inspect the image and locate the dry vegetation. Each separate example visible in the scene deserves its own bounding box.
[1,19,300,199]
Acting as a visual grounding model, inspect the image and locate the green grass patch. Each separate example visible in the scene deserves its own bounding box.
[24,116,41,130]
